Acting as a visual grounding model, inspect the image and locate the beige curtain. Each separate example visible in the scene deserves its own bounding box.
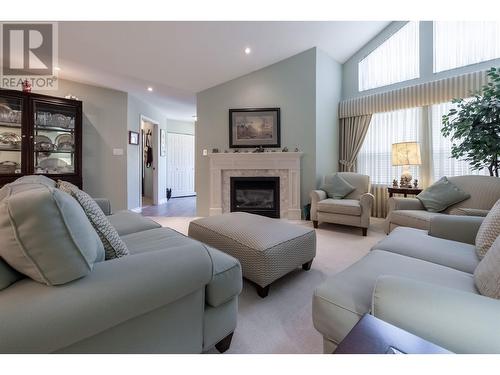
[339,114,372,172]
[371,184,390,218]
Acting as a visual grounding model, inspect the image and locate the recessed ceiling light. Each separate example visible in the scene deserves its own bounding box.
[147,87,153,92]
[244,47,251,55]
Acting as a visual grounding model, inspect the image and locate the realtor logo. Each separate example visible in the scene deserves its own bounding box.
[1,22,58,89]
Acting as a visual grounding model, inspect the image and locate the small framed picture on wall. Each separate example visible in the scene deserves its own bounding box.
[129,131,139,145]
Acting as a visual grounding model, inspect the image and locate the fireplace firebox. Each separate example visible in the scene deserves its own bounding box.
[230,177,280,218]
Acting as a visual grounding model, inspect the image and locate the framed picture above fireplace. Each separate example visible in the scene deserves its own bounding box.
[229,108,281,148]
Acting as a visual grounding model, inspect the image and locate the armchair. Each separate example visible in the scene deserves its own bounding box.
[311,173,373,236]
[385,175,500,233]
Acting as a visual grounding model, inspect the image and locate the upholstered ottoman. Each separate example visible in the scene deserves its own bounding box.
[188,212,316,297]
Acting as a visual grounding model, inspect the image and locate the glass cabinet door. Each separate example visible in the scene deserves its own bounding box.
[32,101,76,175]
[0,96,23,176]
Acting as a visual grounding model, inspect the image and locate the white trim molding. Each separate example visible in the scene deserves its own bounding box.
[207,152,303,220]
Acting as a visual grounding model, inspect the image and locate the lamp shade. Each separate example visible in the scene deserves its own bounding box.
[392,142,422,166]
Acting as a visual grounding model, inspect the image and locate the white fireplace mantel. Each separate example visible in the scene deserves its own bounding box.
[207,152,303,220]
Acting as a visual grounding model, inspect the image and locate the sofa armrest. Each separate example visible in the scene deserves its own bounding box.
[0,246,213,353]
[372,275,500,353]
[429,215,484,245]
[310,190,327,221]
[94,198,112,215]
[359,193,374,227]
[387,197,424,212]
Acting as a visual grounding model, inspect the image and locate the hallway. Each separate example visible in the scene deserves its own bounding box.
[140,196,197,217]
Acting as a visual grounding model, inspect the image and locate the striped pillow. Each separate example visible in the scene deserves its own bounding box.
[57,180,129,260]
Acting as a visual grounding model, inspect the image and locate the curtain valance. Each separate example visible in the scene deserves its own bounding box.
[339,70,490,118]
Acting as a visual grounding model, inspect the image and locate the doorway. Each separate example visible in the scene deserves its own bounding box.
[167,132,195,198]
[140,116,159,207]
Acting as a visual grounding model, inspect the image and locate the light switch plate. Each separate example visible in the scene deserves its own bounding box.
[203,149,208,156]
[113,148,124,156]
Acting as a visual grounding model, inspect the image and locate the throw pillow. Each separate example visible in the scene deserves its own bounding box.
[0,183,104,285]
[321,173,355,199]
[474,235,500,299]
[475,198,500,259]
[57,180,129,260]
[416,176,470,213]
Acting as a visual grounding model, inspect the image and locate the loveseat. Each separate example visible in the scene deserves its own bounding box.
[385,175,500,233]
[312,214,500,354]
[0,177,242,353]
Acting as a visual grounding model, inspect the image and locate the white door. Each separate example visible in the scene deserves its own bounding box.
[167,132,195,197]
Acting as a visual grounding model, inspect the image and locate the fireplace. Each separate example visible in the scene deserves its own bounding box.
[230,177,280,218]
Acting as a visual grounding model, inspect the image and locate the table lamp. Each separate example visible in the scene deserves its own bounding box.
[392,142,421,188]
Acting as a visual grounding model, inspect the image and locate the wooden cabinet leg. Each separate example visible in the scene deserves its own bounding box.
[362,228,367,236]
[313,220,318,229]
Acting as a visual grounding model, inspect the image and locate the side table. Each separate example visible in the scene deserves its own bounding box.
[333,314,451,354]
[387,186,422,198]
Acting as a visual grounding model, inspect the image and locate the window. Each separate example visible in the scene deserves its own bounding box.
[357,107,422,185]
[433,21,500,72]
[430,101,490,180]
[358,22,419,91]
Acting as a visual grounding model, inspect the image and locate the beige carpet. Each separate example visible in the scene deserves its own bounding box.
[150,216,386,354]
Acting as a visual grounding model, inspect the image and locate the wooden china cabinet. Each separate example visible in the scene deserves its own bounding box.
[0,89,82,188]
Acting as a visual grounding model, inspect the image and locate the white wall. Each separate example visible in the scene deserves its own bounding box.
[166,118,195,135]
[34,79,129,210]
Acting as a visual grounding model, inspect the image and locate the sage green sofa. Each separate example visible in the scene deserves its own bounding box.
[313,214,500,354]
[0,178,242,354]
[385,175,500,233]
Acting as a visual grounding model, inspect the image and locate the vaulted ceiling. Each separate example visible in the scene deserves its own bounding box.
[58,21,390,120]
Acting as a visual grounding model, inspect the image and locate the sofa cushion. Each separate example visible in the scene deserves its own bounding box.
[321,173,355,199]
[448,207,489,217]
[312,250,477,346]
[107,210,161,236]
[58,180,129,260]
[10,175,56,188]
[317,199,361,216]
[122,227,243,307]
[416,176,471,213]
[475,199,500,259]
[388,209,441,230]
[0,259,23,291]
[0,183,104,285]
[474,235,500,299]
[372,227,479,274]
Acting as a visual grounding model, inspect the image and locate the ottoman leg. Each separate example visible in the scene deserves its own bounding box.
[313,220,318,229]
[302,260,313,271]
[256,285,270,298]
[362,228,367,236]
[215,332,234,353]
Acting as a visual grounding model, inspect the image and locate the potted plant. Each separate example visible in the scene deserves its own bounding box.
[441,67,500,177]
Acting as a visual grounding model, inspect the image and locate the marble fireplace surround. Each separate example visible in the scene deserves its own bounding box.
[207,152,303,220]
